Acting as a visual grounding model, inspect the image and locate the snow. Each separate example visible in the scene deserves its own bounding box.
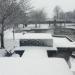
[0,46,73,75]
[12,53,20,57]
[53,37,75,47]
[4,28,13,39]
[70,57,75,72]
[0,57,73,75]
[3,28,75,51]
[4,29,53,50]
[0,49,6,57]
[27,24,50,29]
[5,32,53,40]
[0,28,73,75]
[4,29,75,48]
[13,46,57,58]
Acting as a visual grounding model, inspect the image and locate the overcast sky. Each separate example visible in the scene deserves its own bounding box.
[31,0,75,18]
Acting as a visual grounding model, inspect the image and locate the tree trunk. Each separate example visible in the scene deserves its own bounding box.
[54,20,56,34]
[1,23,4,48]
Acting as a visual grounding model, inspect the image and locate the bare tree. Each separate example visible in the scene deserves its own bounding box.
[29,9,47,27]
[59,11,74,21]
[0,0,31,48]
[29,9,47,22]
[53,6,62,20]
[59,11,65,20]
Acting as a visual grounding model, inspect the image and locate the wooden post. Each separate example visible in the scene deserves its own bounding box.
[49,21,50,28]
[35,24,37,28]
[23,24,24,28]
[39,24,40,28]
[25,24,27,27]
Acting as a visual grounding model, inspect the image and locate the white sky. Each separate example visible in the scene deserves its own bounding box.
[31,0,75,18]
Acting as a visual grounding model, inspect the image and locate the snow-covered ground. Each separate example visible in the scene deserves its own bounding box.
[1,28,75,75]
[4,28,75,50]
[0,57,73,75]
[4,29,54,50]
[4,29,53,39]
[0,47,73,75]
[53,37,75,47]
[70,57,75,71]
[13,46,57,58]
[0,46,73,75]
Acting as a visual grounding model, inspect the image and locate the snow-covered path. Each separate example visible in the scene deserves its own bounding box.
[0,57,73,75]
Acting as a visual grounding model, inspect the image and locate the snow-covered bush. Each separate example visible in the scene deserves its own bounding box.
[4,50,14,57]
